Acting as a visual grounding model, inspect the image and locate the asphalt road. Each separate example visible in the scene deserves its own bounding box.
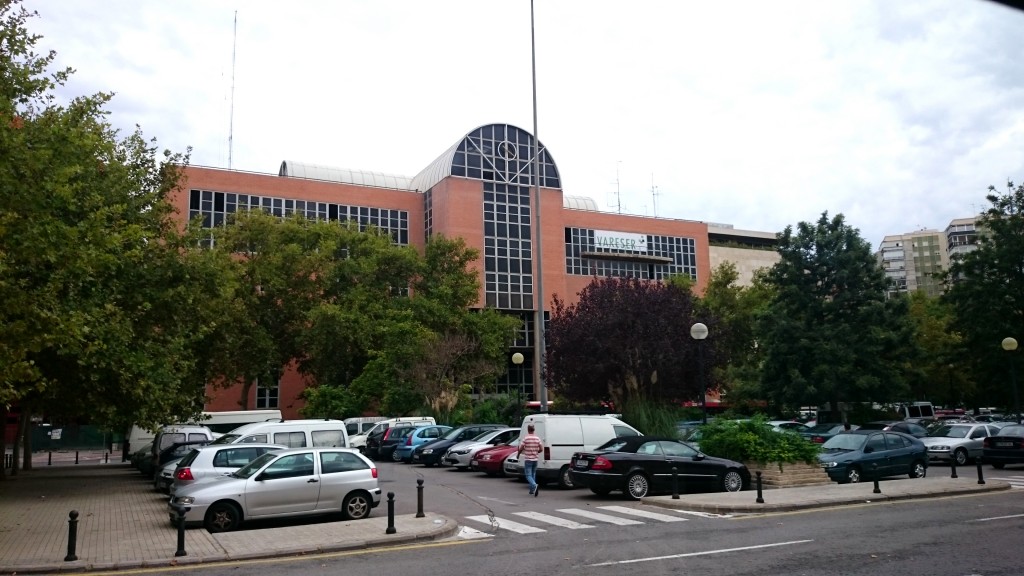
[79,461,1024,576]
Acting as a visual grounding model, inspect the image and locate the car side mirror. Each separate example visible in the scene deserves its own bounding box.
[693,453,705,461]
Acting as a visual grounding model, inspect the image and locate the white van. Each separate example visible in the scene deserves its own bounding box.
[520,414,641,488]
[349,416,436,451]
[152,424,217,458]
[344,416,388,438]
[211,419,348,449]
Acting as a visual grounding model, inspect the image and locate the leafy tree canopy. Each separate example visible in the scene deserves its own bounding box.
[757,212,916,414]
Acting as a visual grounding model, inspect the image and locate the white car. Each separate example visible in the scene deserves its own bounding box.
[169,443,286,496]
[443,428,520,469]
[920,423,1002,466]
[168,447,381,532]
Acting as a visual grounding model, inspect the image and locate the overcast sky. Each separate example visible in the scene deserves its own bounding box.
[24,0,1024,249]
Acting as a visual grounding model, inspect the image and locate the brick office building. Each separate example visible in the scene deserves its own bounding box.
[174,123,771,418]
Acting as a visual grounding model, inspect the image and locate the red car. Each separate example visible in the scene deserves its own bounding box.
[470,438,520,476]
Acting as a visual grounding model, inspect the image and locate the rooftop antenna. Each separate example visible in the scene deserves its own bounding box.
[228,11,237,169]
[651,173,661,218]
[611,161,622,214]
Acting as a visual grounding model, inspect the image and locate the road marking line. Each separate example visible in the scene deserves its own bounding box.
[512,511,595,529]
[465,515,546,534]
[475,496,518,505]
[597,505,688,522]
[587,539,815,566]
[968,513,1024,522]
[557,508,644,525]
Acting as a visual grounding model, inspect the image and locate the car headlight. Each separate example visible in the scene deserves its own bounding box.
[481,454,492,460]
[821,461,837,468]
[177,497,195,505]
[931,445,950,451]
[452,449,469,455]
[422,448,433,454]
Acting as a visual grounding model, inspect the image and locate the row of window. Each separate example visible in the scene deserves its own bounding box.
[188,189,410,247]
[564,228,698,281]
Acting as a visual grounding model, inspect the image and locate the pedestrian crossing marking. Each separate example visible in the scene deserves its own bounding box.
[512,511,595,529]
[465,515,547,534]
[986,476,1024,488]
[558,508,644,525]
[597,505,688,522]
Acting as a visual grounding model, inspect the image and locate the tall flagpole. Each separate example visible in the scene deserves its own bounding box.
[530,0,548,412]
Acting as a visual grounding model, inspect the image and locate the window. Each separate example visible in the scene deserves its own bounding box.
[273,431,307,448]
[637,441,664,456]
[613,425,641,438]
[240,434,269,444]
[865,434,887,452]
[213,447,262,468]
[320,451,369,474]
[263,453,314,479]
[311,430,345,447]
[661,441,698,458]
[256,381,279,409]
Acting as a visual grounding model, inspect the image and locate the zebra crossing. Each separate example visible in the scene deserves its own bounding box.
[987,476,1024,489]
[461,505,726,537]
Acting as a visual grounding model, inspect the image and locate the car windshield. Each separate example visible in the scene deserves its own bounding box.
[211,434,238,445]
[996,425,1024,437]
[856,423,888,430]
[232,452,276,479]
[595,438,630,452]
[928,425,970,438]
[821,434,867,450]
[441,427,467,441]
[806,423,841,434]
[471,431,494,442]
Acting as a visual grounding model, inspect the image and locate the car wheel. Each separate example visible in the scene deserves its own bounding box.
[720,470,744,493]
[342,491,372,520]
[845,466,862,483]
[558,465,575,489]
[590,487,612,496]
[909,460,926,479]
[626,472,649,499]
[992,462,1006,469]
[204,501,242,533]
[952,448,968,466]
[391,448,403,462]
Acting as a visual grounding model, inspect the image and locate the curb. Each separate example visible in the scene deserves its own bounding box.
[644,481,1011,514]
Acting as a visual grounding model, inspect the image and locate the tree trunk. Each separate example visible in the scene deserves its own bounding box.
[238,377,254,410]
[19,410,32,471]
[0,405,6,481]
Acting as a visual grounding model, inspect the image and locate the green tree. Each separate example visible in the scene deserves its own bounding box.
[546,276,718,409]
[757,213,916,416]
[696,263,775,409]
[0,2,235,471]
[942,181,1024,411]
[906,291,969,406]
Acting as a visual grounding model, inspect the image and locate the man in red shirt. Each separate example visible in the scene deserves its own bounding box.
[518,424,543,496]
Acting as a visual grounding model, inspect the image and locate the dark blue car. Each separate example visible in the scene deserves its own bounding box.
[818,430,928,483]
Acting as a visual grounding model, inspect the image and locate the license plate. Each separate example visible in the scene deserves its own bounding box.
[996,442,1014,447]
[574,460,589,470]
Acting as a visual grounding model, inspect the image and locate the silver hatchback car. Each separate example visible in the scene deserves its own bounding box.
[168,443,287,496]
[168,447,382,532]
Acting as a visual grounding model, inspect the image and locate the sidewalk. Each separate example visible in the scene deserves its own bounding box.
[0,457,457,574]
[644,473,1011,514]
[0,455,1011,574]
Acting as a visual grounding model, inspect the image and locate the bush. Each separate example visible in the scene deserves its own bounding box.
[697,415,820,468]
[621,398,684,436]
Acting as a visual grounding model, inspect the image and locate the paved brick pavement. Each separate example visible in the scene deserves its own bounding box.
[0,453,456,573]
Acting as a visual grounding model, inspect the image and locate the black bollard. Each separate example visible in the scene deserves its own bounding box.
[173,505,187,557]
[672,466,679,499]
[48,451,52,466]
[105,452,109,464]
[755,471,764,504]
[976,458,985,485]
[873,479,881,494]
[75,451,79,465]
[64,510,79,561]
[386,492,397,534]
[950,460,958,479]
[416,479,425,518]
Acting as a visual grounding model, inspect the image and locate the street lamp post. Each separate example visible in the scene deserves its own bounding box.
[690,322,709,424]
[1002,337,1019,424]
[512,353,525,424]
